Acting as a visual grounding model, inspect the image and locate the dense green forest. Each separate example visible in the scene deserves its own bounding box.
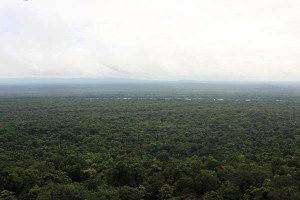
[0,83,300,200]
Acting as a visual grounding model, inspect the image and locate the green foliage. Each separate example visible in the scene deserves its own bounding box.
[118,186,142,200]
[159,184,174,199]
[1,87,300,199]
[194,170,221,194]
[221,182,242,200]
[36,183,97,200]
[0,190,17,200]
[201,191,223,200]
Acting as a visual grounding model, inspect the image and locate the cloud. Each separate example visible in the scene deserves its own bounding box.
[0,0,300,80]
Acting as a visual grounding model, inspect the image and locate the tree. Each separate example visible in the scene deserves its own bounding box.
[159,184,174,199]
[201,191,223,200]
[194,170,221,195]
[119,186,142,200]
[36,183,97,200]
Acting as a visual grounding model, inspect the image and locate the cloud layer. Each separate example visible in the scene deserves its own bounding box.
[0,0,300,81]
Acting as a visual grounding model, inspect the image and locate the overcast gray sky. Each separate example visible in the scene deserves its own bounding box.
[0,0,300,81]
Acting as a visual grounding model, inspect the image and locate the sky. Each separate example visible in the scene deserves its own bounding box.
[0,0,300,81]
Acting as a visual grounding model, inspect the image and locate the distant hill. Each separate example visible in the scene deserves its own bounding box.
[0,77,152,85]
[2,77,300,85]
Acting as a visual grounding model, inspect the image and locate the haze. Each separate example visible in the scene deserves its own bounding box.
[1,0,300,81]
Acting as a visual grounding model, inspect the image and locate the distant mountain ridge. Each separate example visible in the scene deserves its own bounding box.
[0,77,300,85]
[0,77,153,85]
